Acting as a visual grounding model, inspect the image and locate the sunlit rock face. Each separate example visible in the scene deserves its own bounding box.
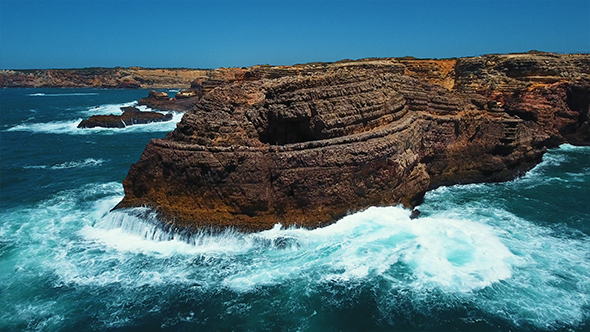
[116,54,590,232]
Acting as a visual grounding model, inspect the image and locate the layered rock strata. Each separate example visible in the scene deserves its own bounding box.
[0,67,203,89]
[115,53,590,232]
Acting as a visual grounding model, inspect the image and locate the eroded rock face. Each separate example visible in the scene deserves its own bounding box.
[454,52,590,146]
[115,53,590,232]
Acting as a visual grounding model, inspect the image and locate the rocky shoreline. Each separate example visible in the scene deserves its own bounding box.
[110,52,590,232]
[6,52,587,233]
[77,106,173,129]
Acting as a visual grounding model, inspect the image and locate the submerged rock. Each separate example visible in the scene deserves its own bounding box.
[77,106,172,128]
[115,53,590,232]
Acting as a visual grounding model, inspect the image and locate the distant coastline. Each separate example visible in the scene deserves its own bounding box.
[0,67,208,89]
[0,52,554,90]
[3,51,587,92]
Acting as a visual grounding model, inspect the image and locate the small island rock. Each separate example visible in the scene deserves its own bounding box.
[77,106,172,128]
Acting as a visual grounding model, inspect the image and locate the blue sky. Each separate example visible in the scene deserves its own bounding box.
[1,0,588,69]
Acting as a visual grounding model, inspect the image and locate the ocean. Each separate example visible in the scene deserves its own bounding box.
[1,88,589,332]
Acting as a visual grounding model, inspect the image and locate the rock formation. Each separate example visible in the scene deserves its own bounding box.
[0,65,319,89]
[78,106,172,128]
[138,89,201,112]
[115,52,590,232]
[0,67,211,89]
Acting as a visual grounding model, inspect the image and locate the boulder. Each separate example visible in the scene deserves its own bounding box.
[148,90,169,100]
[175,89,200,99]
[78,106,172,128]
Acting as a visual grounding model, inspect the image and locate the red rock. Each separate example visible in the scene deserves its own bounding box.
[115,54,590,232]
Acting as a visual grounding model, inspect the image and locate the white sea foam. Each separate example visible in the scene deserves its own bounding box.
[557,143,590,152]
[79,205,514,294]
[22,165,48,169]
[420,170,590,328]
[6,98,183,135]
[476,208,590,326]
[5,112,183,135]
[81,101,136,116]
[2,142,590,329]
[83,198,589,328]
[28,92,99,97]
[79,101,157,116]
[23,158,107,170]
[50,158,105,169]
[6,119,83,134]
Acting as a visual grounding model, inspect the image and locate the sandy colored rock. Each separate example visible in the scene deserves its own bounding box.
[115,53,590,232]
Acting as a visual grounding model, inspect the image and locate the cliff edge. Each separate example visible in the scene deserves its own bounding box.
[114,52,590,232]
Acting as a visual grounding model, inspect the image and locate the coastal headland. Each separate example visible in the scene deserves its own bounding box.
[4,52,589,232]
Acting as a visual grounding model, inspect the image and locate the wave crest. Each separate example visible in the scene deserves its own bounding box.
[5,112,183,135]
[28,92,99,97]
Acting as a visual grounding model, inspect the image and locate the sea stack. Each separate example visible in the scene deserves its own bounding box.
[115,53,590,232]
[77,106,173,129]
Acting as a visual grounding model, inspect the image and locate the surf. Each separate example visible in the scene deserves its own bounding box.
[28,92,100,97]
[1,86,589,331]
[2,145,588,329]
[5,111,184,134]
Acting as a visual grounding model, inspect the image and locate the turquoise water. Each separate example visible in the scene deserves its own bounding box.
[1,88,589,331]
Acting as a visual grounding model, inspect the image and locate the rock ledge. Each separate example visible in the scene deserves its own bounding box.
[115,53,590,232]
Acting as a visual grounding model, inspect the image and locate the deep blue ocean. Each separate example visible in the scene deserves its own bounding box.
[1,88,589,332]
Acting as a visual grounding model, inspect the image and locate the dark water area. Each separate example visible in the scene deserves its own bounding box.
[0,88,180,208]
[1,88,589,331]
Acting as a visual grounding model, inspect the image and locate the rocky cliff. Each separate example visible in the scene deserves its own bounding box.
[0,62,405,89]
[1,67,190,88]
[0,67,260,89]
[115,52,590,232]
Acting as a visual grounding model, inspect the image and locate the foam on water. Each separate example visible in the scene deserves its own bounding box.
[6,119,84,134]
[2,144,589,331]
[80,101,138,116]
[28,92,100,97]
[5,190,586,328]
[5,111,183,134]
[23,158,105,170]
[5,98,183,135]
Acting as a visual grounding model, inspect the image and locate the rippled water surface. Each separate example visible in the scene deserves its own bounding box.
[1,89,589,331]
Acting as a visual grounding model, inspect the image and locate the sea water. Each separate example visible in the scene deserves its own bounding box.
[0,88,589,331]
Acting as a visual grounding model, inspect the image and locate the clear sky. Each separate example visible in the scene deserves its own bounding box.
[0,0,588,69]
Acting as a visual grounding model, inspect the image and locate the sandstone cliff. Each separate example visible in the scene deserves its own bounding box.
[115,52,590,232]
[1,67,191,88]
[0,67,252,89]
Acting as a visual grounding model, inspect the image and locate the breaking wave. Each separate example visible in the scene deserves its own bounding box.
[1,145,589,331]
[80,101,138,116]
[5,112,183,134]
[28,92,100,97]
[23,158,105,170]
